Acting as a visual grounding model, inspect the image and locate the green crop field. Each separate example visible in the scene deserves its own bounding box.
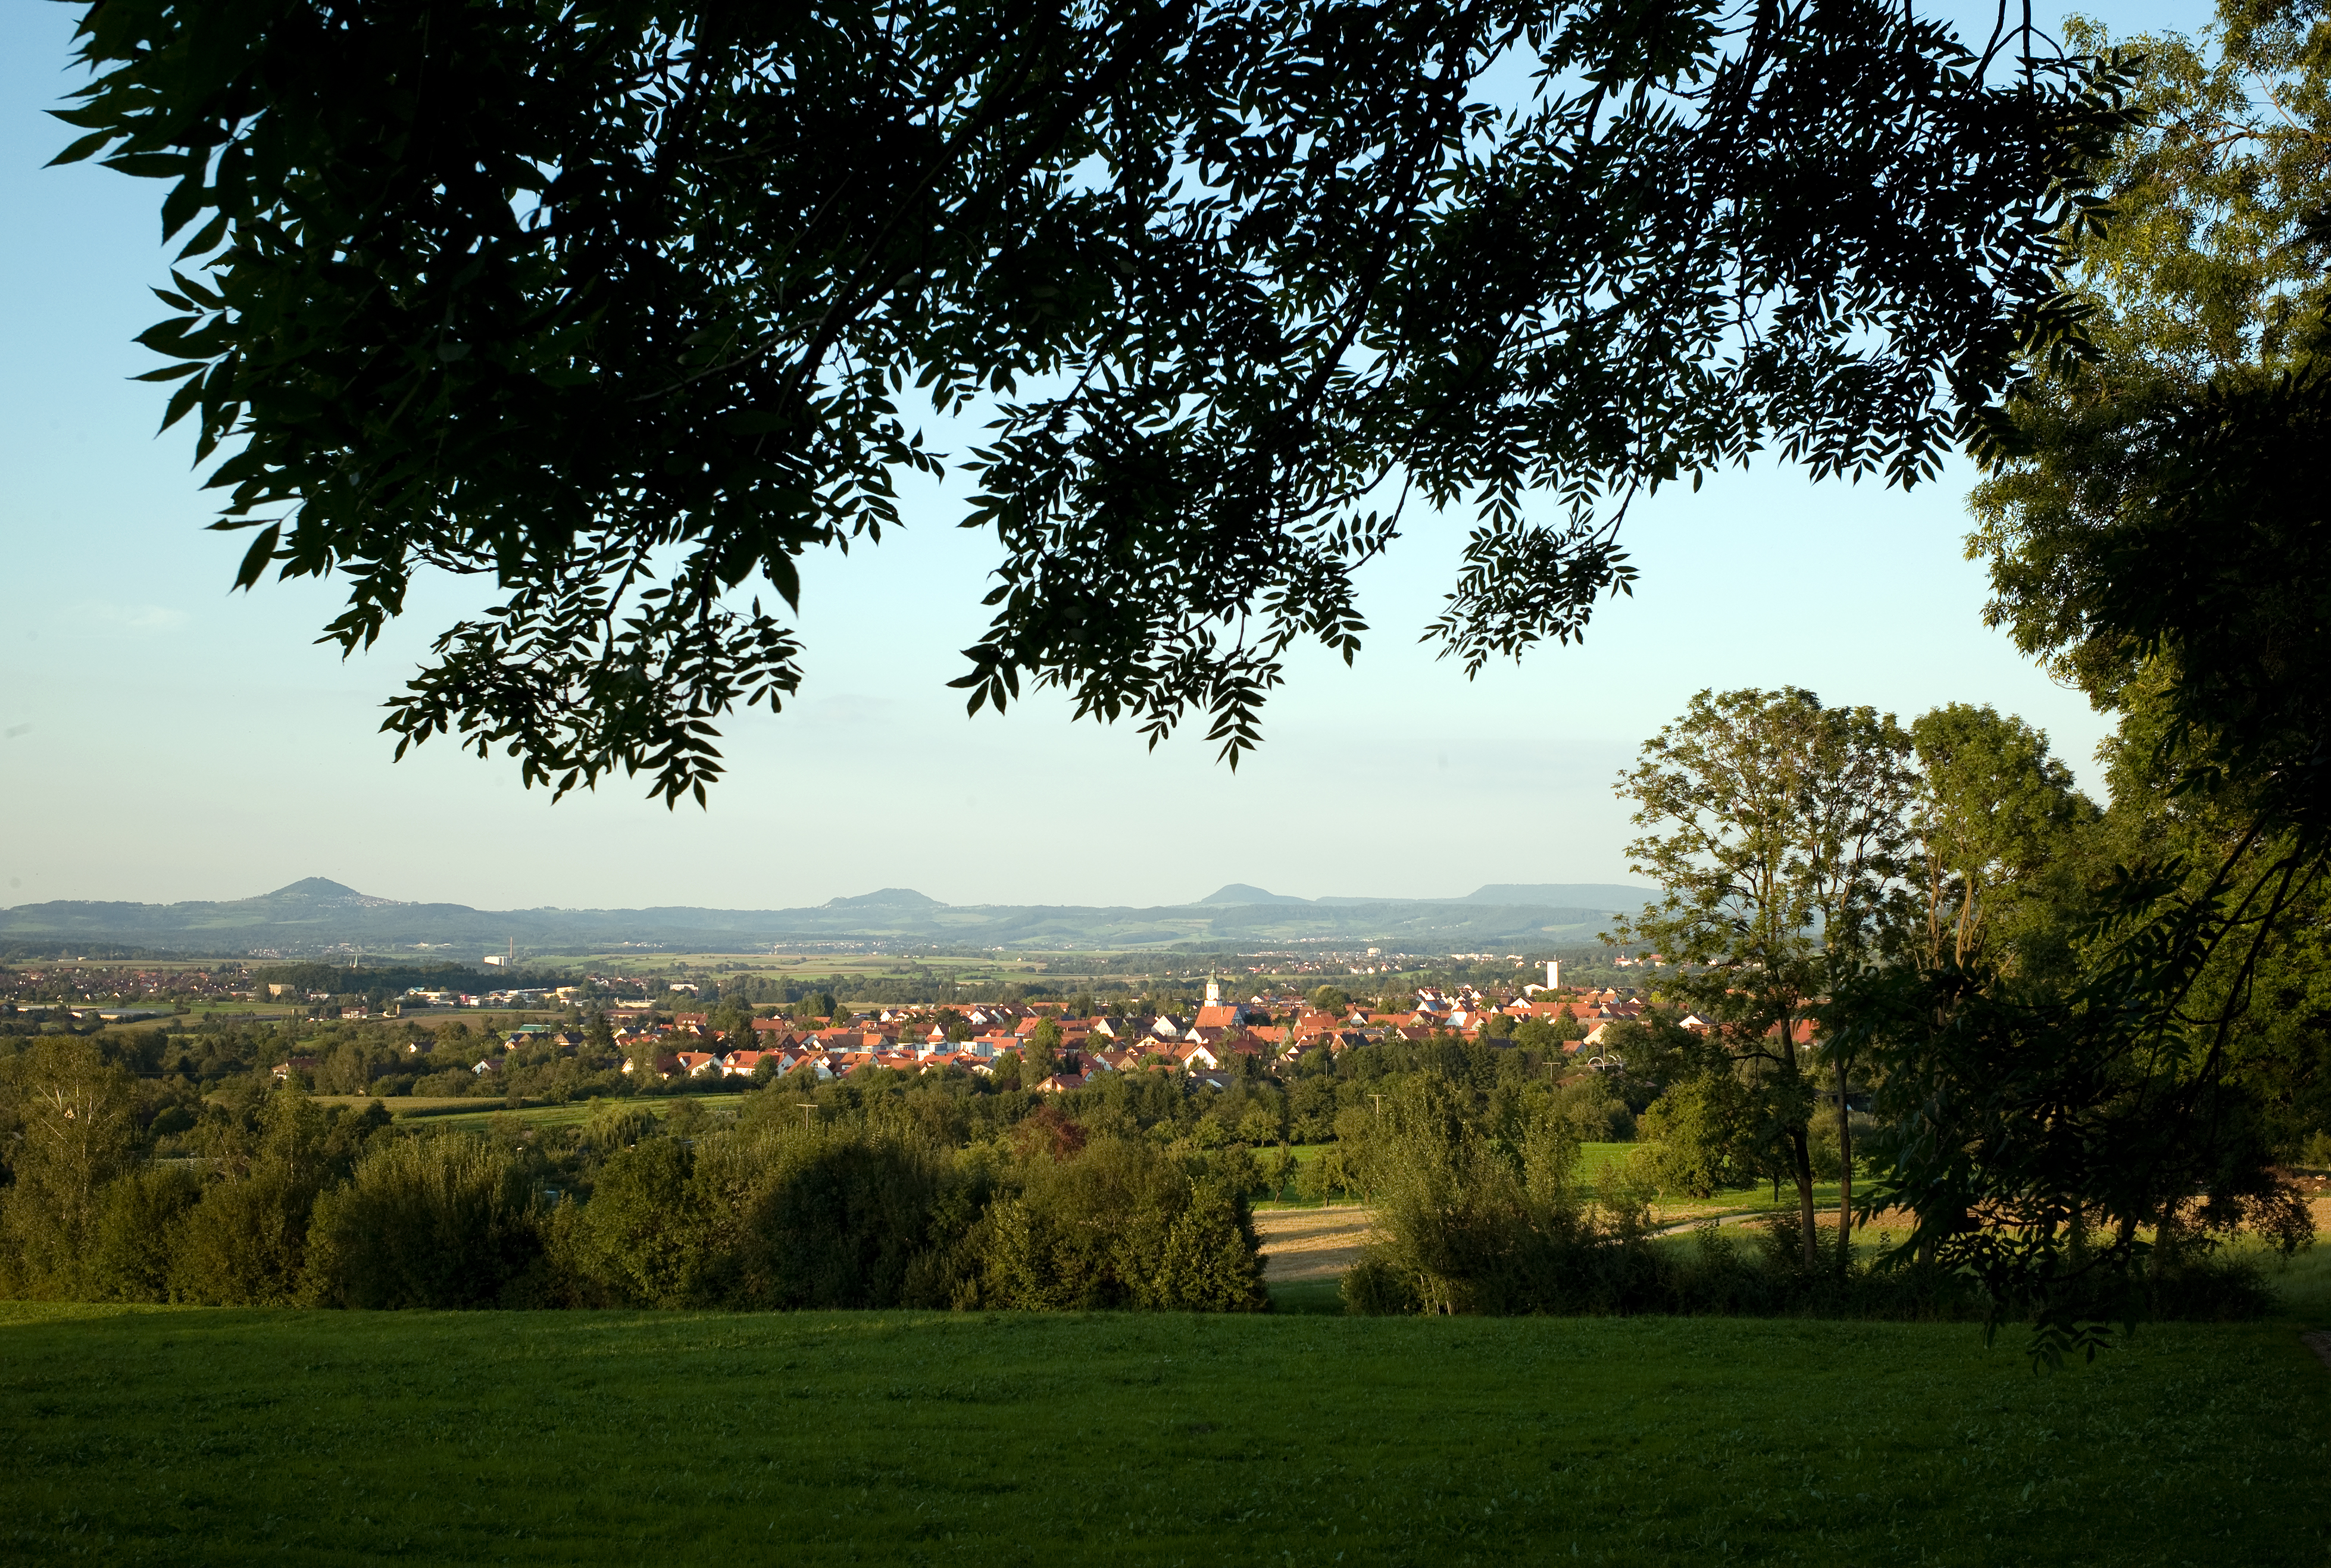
[296,1094,752,1133]
[396,1094,752,1135]
[1247,1142,1848,1221]
[3,1302,2323,1566]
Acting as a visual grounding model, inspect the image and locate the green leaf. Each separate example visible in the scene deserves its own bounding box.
[101,152,192,180]
[160,370,208,433]
[232,523,282,591]
[46,129,115,167]
[177,211,230,260]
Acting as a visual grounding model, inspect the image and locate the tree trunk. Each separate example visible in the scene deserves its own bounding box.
[1835,1057,1854,1272]
[1771,1004,1820,1266]
[1788,1125,1817,1267]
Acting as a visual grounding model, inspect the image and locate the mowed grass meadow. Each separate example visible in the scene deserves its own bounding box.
[4,1303,2326,1566]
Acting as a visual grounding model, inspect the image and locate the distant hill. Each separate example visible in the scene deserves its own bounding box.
[0,877,1651,957]
[824,888,941,909]
[1196,883,1315,905]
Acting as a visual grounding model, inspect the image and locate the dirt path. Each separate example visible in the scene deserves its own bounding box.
[1254,1203,1919,1267]
[1253,1205,1375,1283]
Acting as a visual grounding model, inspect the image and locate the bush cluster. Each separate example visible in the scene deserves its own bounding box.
[0,1040,1266,1313]
[1341,1077,2281,1323]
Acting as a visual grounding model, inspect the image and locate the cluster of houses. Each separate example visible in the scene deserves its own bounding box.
[573,977,1661,1092]
[393,985,587,1011]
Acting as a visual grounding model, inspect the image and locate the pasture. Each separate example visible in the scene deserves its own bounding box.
[1255,1141,1849,1228]
[2,1302,2323,1565]
[304,1092,752,1134]
[523,949,1060,983]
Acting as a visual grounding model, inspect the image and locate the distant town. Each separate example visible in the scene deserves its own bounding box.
[562,966,1678,1094]
[0,948,1681,1103]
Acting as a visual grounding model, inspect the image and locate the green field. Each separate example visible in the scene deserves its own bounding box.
[1,1302,2323,1565]
[516,950,1060,982]
[302,1093,751,1133]
[1254,1142,1849,1224]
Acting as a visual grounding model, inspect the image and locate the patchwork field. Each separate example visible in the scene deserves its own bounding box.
[3,1302,2324,1566]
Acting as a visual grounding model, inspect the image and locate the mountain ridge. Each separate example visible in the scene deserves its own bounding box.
[1,877,1652,954]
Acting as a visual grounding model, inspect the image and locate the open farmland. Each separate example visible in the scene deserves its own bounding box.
[2,1304,2325,1566]
[305,1093,752,1135]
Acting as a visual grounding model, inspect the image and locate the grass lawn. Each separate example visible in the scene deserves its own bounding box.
[3,1302,2323,1566]
[1255,1143,1846,1225]
[395,1095,750,1134]
[305,1095,750,1133]
[1251,1141,1335,1208]
[1578,1140,1636,1182]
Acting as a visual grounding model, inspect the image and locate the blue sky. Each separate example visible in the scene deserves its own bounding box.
[0,3,2213,913]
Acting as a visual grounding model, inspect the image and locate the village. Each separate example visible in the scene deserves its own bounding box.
[510,965,1673,1092]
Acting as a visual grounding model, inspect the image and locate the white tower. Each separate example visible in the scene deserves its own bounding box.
[1204,975,1222,1008]
[1545,959,1561,992]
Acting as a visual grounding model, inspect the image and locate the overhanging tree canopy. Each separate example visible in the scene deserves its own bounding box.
[58,0,2126,801]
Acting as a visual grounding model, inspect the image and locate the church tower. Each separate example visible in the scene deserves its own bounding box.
[1204,974,1223,1008]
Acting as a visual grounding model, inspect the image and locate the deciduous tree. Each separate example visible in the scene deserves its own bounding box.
[0,1038,142,1297]
[1609,688,1917,1263]
[1908,702,2097,976]
[55,0,2129,800]
[1828,1,2331,1355]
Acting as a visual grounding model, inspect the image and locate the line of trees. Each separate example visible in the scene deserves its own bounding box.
[1577,680,2320,1351]
[1522,2,2331,1355]
[0,1038,1269,1312]
[0,1021,1652,1311]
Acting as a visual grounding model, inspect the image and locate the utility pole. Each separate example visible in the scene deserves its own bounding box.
[797,1101,818,1129]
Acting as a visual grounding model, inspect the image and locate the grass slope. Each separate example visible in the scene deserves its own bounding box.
[3,1304,2323,1566]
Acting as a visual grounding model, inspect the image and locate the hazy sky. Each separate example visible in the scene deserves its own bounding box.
[0,4,2213,913]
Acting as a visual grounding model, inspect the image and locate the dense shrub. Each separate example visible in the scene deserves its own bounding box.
[153,1092,390,1305]
[0,1083,1278,1316]
[1341,1080,2286,1324]
[565,1136,707,1305]
[90,1165,202,1302]
[0,1038,140,1298]
[1346,1077,1668,1315]
[971,1137,1267,1311]
[1633,1073,1759,1199]
[551,1122,1264,1313]
[305,1135,543,1308]
[713,1129,977,1309]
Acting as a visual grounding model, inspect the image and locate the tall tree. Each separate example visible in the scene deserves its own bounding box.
[1027,1017,1064,1079]
[1609,688,1916,1263]
[1825,1,2331,1355]
[0,1038,142,1297]
[1907,702,2098,976]
[54,1,2129,801]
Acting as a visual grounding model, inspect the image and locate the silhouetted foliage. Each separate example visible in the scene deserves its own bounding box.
[56,0,2128,798]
